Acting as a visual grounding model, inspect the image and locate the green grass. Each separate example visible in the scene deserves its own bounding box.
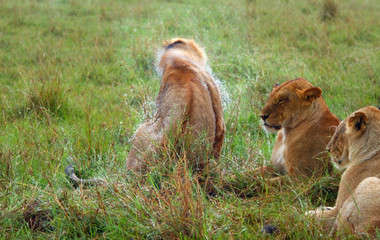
[1,0,379,239]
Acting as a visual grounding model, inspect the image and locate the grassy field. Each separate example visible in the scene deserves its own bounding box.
[1,0,379,238]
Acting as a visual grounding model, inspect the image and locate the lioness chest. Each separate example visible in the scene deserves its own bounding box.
[271,127,314,175]
[271,129,287,174]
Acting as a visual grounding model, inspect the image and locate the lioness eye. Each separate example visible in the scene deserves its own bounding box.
[278,98,287,104]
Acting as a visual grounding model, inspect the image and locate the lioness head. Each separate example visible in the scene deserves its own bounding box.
[260,78,322,133]
[327,106,380,169]
[156,38,207,76]
[326,121,350,169]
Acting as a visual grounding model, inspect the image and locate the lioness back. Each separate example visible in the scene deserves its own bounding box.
[126,38,225,173]
[158,57,216,141]
[65,39,226,185]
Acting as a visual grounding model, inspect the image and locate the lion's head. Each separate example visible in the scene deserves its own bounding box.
[327,106,380,169]
[326,121,350,169]
[260,78,323,133]
[156,38,207,77]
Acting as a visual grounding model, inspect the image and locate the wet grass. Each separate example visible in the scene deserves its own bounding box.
[0,0,379,239]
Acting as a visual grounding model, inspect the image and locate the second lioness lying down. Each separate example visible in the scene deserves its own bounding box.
[306,106,380,236]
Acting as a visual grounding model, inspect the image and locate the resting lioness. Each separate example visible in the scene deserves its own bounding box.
[306,106,380,236]
[259,78,340,178]
[66,38,226,183]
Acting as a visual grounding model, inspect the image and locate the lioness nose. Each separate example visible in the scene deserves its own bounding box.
[260,114,269,121]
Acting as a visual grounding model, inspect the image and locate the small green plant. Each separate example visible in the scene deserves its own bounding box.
[321,0,338,21]
[0,149,13,182]
[27,77,68,117]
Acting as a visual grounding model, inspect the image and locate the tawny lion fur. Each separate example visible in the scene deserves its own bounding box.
[65,38,225,184]
[259,78,340,178]
[126,38,225,173]
[306,106,380,236]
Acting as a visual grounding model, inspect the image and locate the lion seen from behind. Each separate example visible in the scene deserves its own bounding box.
[66,38,226,185]
[126,38,226,174]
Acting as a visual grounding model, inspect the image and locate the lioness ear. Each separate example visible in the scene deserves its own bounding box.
[302,87,322,102]
[166,39,184,50]
[347,111,367,133]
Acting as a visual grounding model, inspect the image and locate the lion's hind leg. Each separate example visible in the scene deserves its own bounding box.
[338,177,380,235]
[305,206,338,234]
[126,121,164,172]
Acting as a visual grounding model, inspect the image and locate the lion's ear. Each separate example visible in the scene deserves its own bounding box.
[302,87,322,102]
[347,111,367,133]
[166,39,185,49]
